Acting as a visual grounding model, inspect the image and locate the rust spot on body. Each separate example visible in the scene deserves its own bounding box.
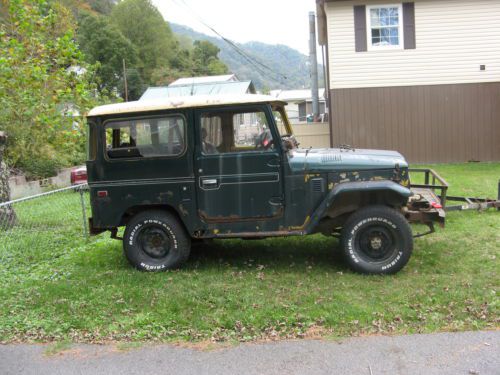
[178,204,189,216]
[289,215,310,231]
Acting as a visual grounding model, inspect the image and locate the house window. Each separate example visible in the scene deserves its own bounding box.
[367,4,403,50]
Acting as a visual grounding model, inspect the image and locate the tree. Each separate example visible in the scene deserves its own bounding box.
[111,0,179,84]
[150,40,228,86]
[0,1,7,21]
[193,40,220,65]
[117,67,145,101]
[86,0,116,14]
[206,58,229,75]
[0,0,102,177]
[77,11,140,96]
[150,48,192,86]
[0,131,16,228]
[192,40,228,76]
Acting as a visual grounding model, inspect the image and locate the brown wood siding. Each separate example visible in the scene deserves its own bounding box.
[329,82,500,163]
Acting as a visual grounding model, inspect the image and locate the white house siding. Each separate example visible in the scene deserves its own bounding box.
[326,0,500,89]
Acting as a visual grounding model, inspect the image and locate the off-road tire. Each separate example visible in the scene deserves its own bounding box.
[340,205,413,275]
[123,210,190,272]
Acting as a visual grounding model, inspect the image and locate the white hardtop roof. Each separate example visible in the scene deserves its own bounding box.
[169,74,238,87]
[270,89,326,102]
[87,94,285,117]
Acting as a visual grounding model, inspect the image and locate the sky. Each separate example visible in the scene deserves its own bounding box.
[151,0,318,55]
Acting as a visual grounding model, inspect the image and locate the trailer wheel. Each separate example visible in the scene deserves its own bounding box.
[123,210,190,272]
[340,205,413,275]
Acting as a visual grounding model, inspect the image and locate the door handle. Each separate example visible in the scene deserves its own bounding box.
[267,158,281,168]
[202,178,218,188]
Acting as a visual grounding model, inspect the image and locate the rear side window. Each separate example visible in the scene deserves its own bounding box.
[105,115,185,159]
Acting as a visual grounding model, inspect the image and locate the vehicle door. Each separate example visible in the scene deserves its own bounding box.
[194,105,283,222]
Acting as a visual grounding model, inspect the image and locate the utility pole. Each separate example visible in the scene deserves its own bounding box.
[122,58,129,102]
[309,11,320,123]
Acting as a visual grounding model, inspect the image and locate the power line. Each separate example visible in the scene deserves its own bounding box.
[175,0,283,76]
[172,0,284,81]
[170,0,288,84]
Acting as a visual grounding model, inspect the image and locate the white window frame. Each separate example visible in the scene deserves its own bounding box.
[366,4,404,51]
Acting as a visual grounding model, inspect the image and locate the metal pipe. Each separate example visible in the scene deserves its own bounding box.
[0,184,88,208]
[309,11,320,122]
[79,187,89,239]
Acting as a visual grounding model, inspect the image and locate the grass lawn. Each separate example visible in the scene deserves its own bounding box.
[0,163,498,344]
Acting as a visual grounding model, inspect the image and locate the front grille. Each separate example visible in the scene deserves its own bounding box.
[311,178,325,193]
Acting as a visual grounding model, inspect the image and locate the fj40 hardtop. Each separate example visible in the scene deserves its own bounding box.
[86,94,500,274]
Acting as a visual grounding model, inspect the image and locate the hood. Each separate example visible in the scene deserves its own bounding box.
[288,148,408,173]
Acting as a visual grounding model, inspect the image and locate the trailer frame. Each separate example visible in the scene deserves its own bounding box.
[406,168,499,237]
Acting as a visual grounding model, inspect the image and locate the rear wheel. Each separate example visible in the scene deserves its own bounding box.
[123,210,190,271]
[340,205,413,275]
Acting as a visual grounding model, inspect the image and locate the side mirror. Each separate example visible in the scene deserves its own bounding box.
[282,139,294,151]
[282,135,299,151]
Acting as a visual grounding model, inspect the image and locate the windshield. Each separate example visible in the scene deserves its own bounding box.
[272,104,299,151]
[272,105,293,137]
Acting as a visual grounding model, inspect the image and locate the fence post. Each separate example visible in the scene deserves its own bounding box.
[79,186,89,239]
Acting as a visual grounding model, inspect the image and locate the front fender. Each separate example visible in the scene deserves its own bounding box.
[305,181,412,233]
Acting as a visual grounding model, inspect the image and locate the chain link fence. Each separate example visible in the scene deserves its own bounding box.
[0,184,91,271]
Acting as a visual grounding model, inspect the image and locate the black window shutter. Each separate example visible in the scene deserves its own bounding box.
[403,2,416,49]
[353,5,367,52]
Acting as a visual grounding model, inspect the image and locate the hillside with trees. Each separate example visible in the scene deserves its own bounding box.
[170,23,325,91]
[74,0,228,100]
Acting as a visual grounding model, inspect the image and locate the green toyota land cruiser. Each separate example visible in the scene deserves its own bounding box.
[86,94,446,274]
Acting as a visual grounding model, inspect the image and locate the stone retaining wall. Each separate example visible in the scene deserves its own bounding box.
[8,167,75,200]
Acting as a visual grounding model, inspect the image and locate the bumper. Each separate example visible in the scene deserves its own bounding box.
[88,218,107,236]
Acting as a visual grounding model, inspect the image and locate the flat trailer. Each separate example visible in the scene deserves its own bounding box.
[407,168,500,237]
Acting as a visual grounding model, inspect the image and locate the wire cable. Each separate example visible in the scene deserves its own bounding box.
[170,0,288,84]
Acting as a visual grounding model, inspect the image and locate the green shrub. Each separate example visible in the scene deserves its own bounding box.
[18,157,63,180]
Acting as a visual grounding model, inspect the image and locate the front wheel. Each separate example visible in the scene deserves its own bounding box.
[123,210,190,272]
[340,205,413,275]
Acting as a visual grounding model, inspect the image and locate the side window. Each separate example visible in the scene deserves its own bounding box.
[200,115,223,154]
[200,109,273,154]
[105,115,185,159]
